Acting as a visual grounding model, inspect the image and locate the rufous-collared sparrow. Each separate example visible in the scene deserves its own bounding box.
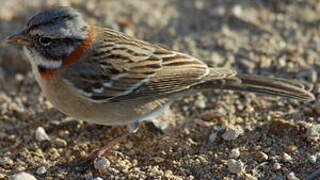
[6,7,315,162]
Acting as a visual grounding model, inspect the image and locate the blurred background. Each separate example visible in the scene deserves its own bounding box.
[0,0,319,179]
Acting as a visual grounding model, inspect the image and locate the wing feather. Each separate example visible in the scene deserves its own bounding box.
[62,28,234,102]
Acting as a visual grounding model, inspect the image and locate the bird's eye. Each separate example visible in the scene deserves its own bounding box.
[39,37,52,46]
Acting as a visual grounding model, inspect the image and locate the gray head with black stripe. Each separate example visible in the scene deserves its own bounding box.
[7,7,88,68]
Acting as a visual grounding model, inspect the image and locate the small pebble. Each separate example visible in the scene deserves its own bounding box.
[201,108,227,120]
[273,162,281,170]
[194,1,204,9]
[231,5,243,17]
[245,175,258,180]
[194,119,214,127]
[35,127,50,141]
[283,153,293,162]
[244,105,254,113]
[48,148,60,160]
[52,138,67,148]
[194,99,206,109]
[210,52,224,64]
[239,59,256,72]
[0,157,14,166]
[208,132,218,143]
[92,177,104,180]
[287,172,300,180]
[9,172,37,180]
[222,127,242,141]
[253,151,269,161]
[227,159,244,174]
[15,74,24,81]
[58,130,70,137]
[307,154,317,164]
[229,148,240,159]
[36,166,47,175]
[125,141,134,149]
[286,145,297,153]
[94,157,110,170]
[164,170,174,178]
[306,124,320,142]
[269,119,299,136]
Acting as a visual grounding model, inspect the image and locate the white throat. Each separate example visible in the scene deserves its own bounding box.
[23,47,62,69]
[39,60,62,69]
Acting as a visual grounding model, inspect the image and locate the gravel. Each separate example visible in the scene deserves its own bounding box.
[8,172,37,180]
[0,0,319,179]
[92,177,104,180]
[287,172,300,180]
[222,127,242,141]
[229,148,240,159]
[36,166,47,175]
[35,127,50,141]
[52,138,67,148]
[94,157,111,171]
[283,153,293,162]
[0,157,14,166]
[306,124,320,142]
[227,159,244,174]
[272,162,282,170]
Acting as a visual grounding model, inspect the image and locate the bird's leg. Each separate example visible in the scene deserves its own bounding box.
[70,122,139,167]
[70,131,130,167]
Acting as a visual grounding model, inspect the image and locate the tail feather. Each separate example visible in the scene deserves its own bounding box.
[199,73,315,101]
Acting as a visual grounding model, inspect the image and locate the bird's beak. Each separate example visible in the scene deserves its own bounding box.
[6,31,31,46]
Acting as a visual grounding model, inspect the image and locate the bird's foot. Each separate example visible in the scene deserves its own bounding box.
[66,131,131,167]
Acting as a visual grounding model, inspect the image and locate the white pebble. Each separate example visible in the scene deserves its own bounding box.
[9,172,37,180]
[15,74,24,81]
[287,172,300,180]
[306,124,320,141]
[283,153,293,162]
[272,162,281,170]
[246,175,258,180]
[229,148,240,159]
[36,166,47,175]
[35,127,50,141]
[231,5,243,17]
[92,177,104,180]
[227,159,244,174]
[94,157,110,170]
[194,99,206,109]
[0,157,13,166]
[308,154,317,164]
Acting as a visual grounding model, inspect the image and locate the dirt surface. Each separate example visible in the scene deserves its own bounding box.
[0,0,320,179]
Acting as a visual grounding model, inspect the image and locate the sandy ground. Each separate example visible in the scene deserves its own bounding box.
[0,0,320,179]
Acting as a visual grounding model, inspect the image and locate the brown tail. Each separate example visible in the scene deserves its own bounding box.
[199,73,315,101]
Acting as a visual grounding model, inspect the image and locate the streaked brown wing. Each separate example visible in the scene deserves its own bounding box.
[62,28,232,102]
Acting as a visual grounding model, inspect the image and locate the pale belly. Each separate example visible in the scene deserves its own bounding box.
[35,70,171,126]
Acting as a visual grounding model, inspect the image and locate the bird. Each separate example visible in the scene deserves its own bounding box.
[6,6,315,163]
